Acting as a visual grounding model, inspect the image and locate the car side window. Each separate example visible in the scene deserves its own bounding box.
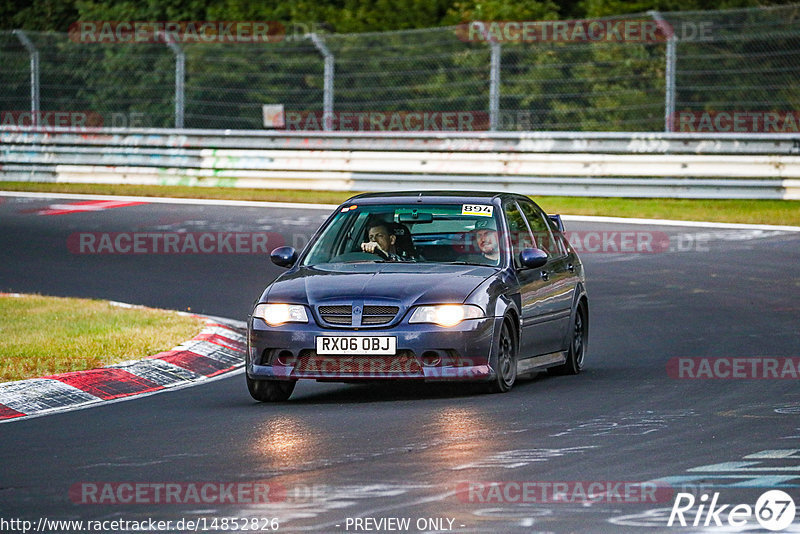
[545,217,569,257]
[518,201,559,258]
[503,202,534,268]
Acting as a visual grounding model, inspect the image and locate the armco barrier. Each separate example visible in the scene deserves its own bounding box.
[1,128,799,199]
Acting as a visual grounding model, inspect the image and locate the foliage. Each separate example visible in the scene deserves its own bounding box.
[2,0,796,32]
[1,2,798,132]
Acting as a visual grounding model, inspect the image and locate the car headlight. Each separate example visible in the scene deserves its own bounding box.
[253,303,308,326]
[408,304,484,327]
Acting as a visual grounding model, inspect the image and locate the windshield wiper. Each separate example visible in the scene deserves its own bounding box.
[447,261,499,267]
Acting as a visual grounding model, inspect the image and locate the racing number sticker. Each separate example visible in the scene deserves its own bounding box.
[462,204,493,217]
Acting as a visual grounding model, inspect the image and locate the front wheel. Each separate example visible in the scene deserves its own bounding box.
[550,301,587,376]
[486,318,517,393]
[246,375,296,402]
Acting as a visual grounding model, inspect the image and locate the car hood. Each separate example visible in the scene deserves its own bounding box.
[263,263,497,307]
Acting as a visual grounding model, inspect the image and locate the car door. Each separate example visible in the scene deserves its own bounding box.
[518,200,575,353]
[503,200,563,357]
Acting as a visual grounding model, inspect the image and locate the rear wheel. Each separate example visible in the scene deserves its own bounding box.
[487,318,517,393]
[550,301,587,376]
[246,375,295,402]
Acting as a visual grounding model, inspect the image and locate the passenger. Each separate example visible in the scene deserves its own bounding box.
[466,218,500,265]
[387,222,419,261]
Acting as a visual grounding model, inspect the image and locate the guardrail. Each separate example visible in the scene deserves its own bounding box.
[2,128,799,199]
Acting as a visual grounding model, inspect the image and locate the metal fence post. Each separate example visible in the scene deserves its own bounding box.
[13,30,40,126]
[489,40,501,131]
[649,11,676,132]
[308,33,334,131]
[161,34,185,129]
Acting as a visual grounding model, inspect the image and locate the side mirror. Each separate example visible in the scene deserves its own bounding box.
[519,248,548,269]
[548,214,565,232]
[270,246,297,268]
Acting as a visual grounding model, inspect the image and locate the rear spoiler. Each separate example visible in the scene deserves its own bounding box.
[548,214,565,232]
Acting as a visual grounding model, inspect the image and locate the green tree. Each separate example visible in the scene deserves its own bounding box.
[5,0,78,31]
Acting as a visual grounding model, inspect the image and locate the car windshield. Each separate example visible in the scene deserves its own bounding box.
[301,203,502,267]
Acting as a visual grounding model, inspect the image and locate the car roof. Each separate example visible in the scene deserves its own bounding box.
[343,191,528,205]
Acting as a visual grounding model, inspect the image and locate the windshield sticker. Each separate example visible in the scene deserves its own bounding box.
[462,204,493,217]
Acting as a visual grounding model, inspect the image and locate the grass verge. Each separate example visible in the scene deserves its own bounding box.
[1,181,799,226]
[0,294,205,382]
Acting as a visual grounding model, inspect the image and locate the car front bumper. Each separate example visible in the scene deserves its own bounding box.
[247,316,500,382]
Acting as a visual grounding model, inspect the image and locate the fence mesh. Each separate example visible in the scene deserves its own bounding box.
[1,4,799,131]
[667,5,800,118]
[0,32,30,113]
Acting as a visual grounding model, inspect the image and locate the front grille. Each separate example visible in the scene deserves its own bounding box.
[319,305,351,314]
[294,350,422,376]
[323,315,353,324]
[319,305,352,325]
[317,304,399,326]
[362,305,399,325]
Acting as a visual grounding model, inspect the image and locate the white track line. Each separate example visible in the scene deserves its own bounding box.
[562,214,800,232]
[3,190,799,231]
[0,190,336,210]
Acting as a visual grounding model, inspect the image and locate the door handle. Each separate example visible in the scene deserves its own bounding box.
[541,271,549,281]
[568,263,575,273]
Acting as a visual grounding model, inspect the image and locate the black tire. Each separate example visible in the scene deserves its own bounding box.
[246,375,296,402]
[486,318,517,393]
[550,301,587,376]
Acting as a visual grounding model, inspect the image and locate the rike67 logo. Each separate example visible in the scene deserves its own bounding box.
[668,490,796,531]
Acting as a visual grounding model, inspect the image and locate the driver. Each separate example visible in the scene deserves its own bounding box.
[361,223,401,261]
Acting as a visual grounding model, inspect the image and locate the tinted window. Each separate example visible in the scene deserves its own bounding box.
[518,201,558,257]
[301,203,502,266]
[503,202,534,268]
[545,216,569,256]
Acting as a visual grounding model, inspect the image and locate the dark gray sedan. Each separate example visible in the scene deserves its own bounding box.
[246,191,588,401]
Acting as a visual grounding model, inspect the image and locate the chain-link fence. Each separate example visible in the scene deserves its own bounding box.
[1,4,799,132]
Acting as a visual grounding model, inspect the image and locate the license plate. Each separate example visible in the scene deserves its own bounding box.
[316,336,396,355]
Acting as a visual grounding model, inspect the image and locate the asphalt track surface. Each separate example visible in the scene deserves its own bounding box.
[1,193,799,533]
